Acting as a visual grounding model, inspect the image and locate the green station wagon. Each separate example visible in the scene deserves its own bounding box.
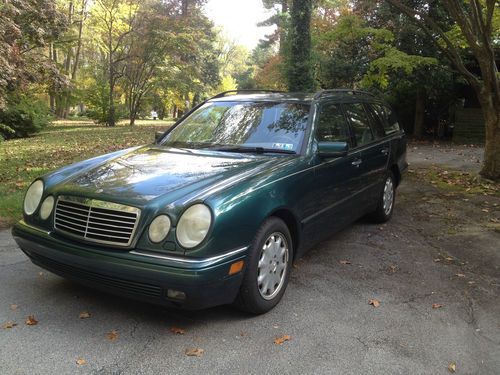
[13,89,407,314]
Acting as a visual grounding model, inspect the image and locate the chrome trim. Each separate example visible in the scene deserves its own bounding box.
[129,246,248,268]
[16,220,51,235]
[54,196,141,247]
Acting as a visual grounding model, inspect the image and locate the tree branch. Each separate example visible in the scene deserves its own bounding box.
[385,0,481,91]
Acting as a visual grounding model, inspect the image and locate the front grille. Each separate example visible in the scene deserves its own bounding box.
[54,196,141,247]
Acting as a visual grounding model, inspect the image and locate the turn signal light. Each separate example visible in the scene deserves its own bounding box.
[229,260,245,275]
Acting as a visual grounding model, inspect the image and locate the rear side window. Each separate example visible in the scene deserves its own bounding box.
[316,103,350,144]
[365,104,386,139]
[343,103,374,147]
[373,104,400,135]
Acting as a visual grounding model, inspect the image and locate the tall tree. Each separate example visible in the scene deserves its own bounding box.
[90,0,138,126]
[286,0,315,91]
[260,0,289,53]
[52,0,89,118]
[0,0,67,107]
[385,0,500,180]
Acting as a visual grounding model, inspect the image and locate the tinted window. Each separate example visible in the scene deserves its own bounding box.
[373,104,400,135]
[316,103,350,144]
[344,103,374,146]
[365,104,386,139]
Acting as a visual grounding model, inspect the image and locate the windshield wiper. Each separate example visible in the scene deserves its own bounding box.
[213,146,296,155]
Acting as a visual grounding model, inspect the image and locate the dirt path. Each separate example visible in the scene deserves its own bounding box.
[408,142,484,172]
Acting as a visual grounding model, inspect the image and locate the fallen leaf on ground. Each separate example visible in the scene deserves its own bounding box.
[10,304,18,310]
[448,362,457,373]
[170,327,185,335]
[2,321,17,329]
[339,260,351,265]
[25,315,38,326]
[185,348,204,357]
[76,358,86,365]
[445,257,454,261]
[432,303,443,309]
[79,311,91,319]
[106,330,118,341]
[274,335,292,345]
[369,299,380,307]
[456,273,466,278]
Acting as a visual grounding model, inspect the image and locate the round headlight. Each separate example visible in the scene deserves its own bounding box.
[24,180,44,215]
[39,196,55,220]
[176,204,211,249]
[149,215,171,243]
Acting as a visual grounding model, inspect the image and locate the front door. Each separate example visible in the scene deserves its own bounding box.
[306,102,363,243]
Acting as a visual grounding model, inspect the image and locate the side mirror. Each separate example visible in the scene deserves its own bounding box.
[317,141,349,158]
[155,131,164,144]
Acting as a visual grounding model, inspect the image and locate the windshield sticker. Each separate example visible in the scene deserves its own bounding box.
[273,143,294,151]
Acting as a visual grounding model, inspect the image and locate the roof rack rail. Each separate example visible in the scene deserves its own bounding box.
[313,89,376,100]
[210,89,286,99]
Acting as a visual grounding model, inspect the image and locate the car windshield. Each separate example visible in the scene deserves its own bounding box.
[161,101,310,153]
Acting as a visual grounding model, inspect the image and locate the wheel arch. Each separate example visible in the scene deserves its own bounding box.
[267,208,301,261]
[390,164,401,186]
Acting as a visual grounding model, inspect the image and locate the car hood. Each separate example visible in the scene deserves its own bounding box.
[55,146,282,205]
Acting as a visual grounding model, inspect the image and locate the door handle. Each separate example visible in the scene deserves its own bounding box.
[351,159,362,167]
[381,148,389,155]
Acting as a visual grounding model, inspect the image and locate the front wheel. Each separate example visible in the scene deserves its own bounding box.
[234,217,293,314]
[369,171,396,223]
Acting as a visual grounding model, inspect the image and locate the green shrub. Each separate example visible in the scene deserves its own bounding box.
[0,95,51,139]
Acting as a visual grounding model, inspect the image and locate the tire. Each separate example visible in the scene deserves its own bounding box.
[234,217,293,314]
[368,171,396,223]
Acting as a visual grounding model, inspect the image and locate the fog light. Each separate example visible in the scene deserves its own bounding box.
[229,260,245,275]
[167,289,186,300]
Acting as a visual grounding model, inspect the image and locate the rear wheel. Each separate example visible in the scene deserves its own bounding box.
[234,217,293,314]
[369,171,396,223]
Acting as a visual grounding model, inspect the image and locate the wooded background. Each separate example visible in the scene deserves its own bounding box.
[0,0,498,179]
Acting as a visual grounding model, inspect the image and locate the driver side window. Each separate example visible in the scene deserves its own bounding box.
[316,103,350,144]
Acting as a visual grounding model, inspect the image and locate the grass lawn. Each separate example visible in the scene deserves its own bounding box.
[0,119,173,228]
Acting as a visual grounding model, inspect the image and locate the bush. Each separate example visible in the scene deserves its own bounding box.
[0,94,51,139]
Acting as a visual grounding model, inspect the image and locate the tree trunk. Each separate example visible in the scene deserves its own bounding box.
[414,89,425,138]
[108,81,116,127]
[287,0,314,91]
[129,112,136,126]
[49,94,55,113]
[72,0,86,80]
[107,29,116,127]
[479,99,500,180]
[182,0,189,16]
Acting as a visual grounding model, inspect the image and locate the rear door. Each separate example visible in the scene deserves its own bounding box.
[362,102,391,199]
[343,102,388,209]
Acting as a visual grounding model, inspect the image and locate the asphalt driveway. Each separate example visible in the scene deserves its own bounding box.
[1,144,498,374]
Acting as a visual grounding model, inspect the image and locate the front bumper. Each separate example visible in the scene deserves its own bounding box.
[12,221,247,310]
